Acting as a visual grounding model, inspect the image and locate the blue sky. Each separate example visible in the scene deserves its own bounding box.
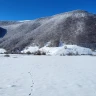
[0,0,96,20]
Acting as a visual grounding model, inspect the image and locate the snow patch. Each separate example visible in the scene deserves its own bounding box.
[18,20,32,23]
[0,48,6,54]
[21,46,39,53]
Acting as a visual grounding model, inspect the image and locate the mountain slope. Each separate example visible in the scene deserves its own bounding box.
[0,10,96,53]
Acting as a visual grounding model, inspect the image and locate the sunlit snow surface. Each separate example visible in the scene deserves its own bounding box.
[0,55,96,96]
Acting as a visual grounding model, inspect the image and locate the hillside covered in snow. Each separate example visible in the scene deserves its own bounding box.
[0,10,96,53]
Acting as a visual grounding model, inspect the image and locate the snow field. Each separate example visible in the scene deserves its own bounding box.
[0,55,96,96]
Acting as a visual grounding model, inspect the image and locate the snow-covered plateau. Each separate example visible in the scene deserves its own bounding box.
[0,55,96,96]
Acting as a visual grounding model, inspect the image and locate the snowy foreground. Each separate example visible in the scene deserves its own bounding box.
[0,55,96,96]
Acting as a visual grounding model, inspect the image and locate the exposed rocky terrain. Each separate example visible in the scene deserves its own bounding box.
[0,10,96,53]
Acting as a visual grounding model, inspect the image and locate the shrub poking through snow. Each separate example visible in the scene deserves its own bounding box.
[64,46,67,49]
[67,52,75,56]
[41,52,46,55]
[26,51,32,55]
[75,51,79,56]
[91,48,96,52]
[34,50,46,55]
[34,51,41,55]
[4,54,10,57]
[4,52,9,54]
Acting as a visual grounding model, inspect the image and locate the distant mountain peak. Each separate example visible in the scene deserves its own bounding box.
[71,10,88,13]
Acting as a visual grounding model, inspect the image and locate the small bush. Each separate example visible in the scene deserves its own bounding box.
[41,52,46,55]
[34,51,46,55]
[60,53,65,56]
[91,48,96,52]
[4,54,10,57]
[26,51,32,55]
[67,52,75,56]
[34,51,41,55]
[4,52,9,54]
[75,51,79,56]
[64,46,67,49]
